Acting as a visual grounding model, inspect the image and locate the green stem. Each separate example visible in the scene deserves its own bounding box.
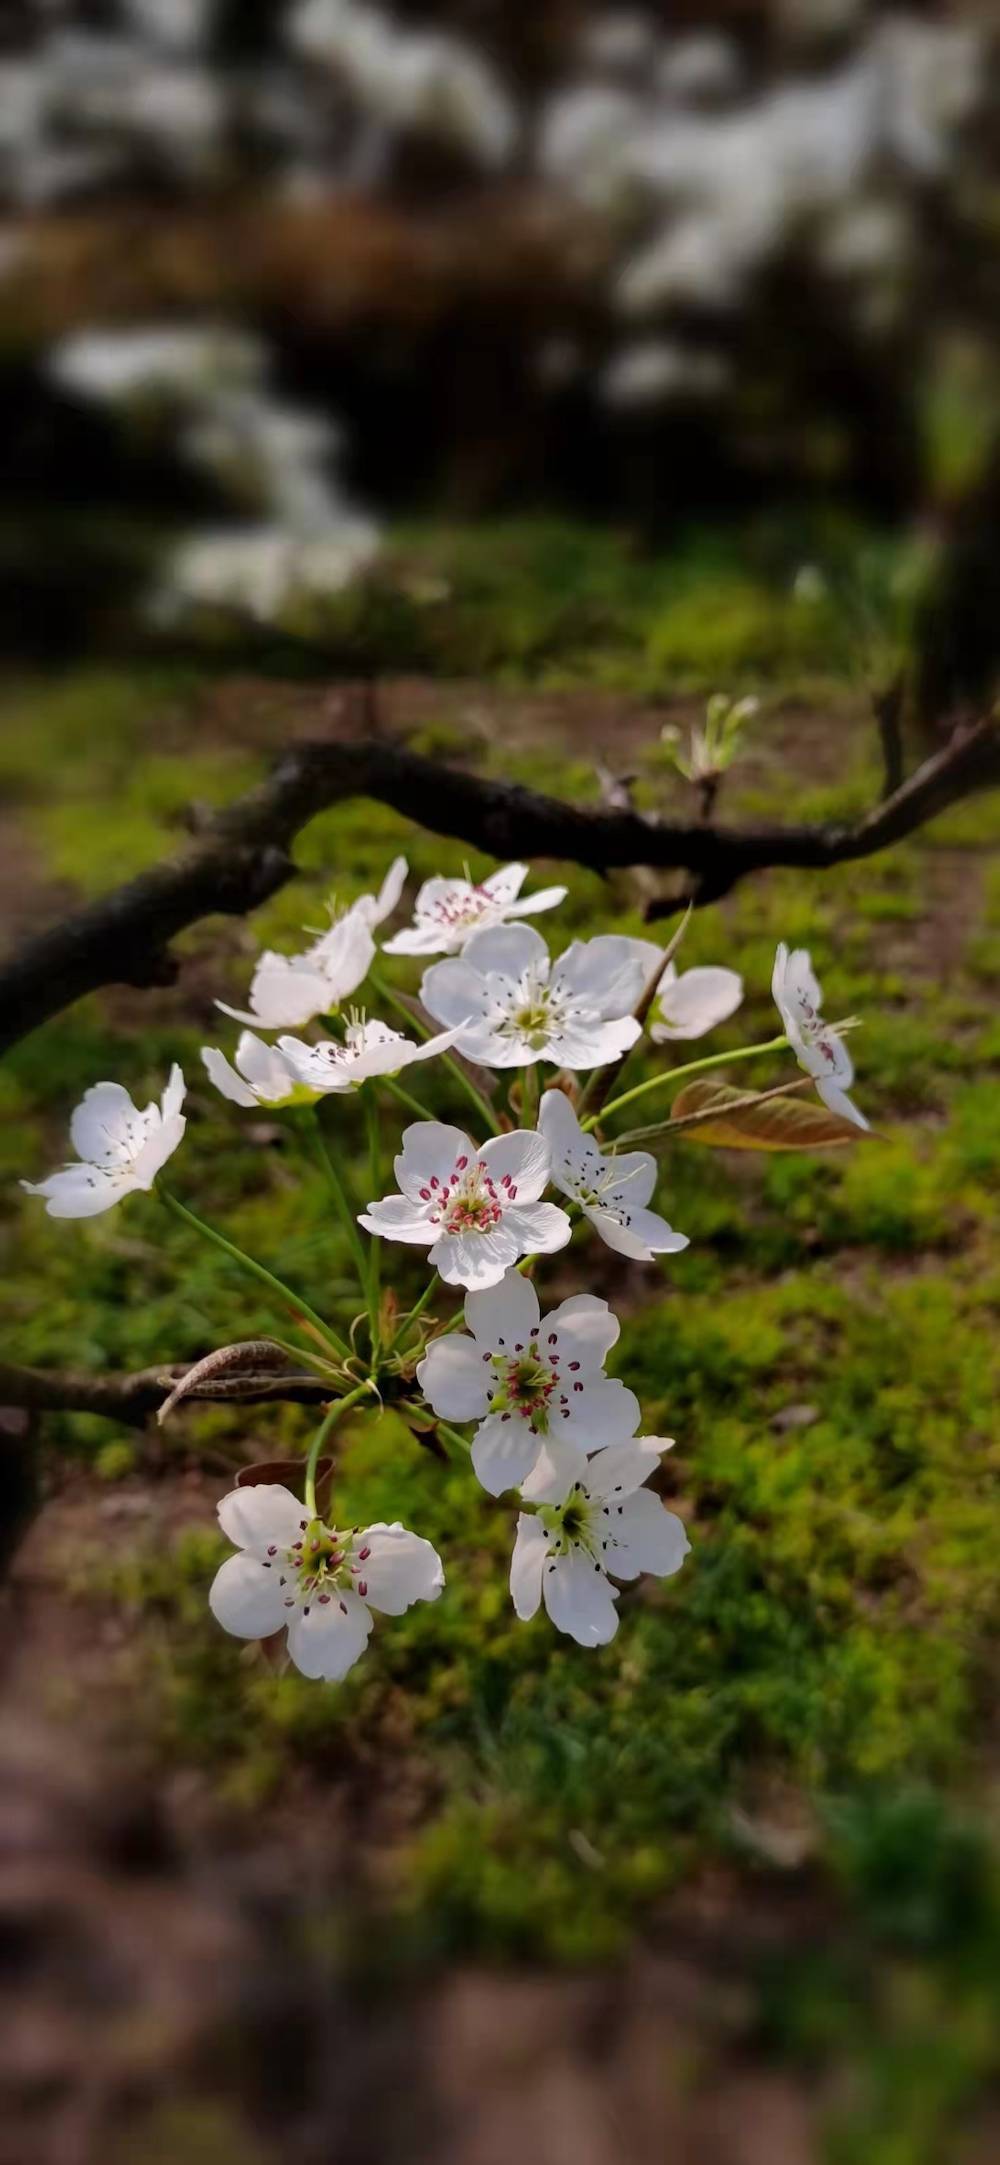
[370,971,502,1137]
[388,1270,441,1355]
[381,1074,431,1124]
[435,1417,473,1457]
[363,1091,382,1358]
[156,1185,351,1361]
[304,1382,372,1517]
[301,1108,375,1330]
[519,1064,539,1128]
[585,1035,789,1130]
[267,1333,349,1379]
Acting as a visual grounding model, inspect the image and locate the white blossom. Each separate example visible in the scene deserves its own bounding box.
[600,339,730,409]
[201,1031,315,1109]
[155,518,381,626]
[538,1088,689,1261]
[21,1066,186,1218]
[510,1437,689,1648]
[417,1268,640,1496]
[772,941,868,1129]
[217,858,407,1029]
[274,1017,462,1093]
[382,862,567,957]
[209,1482,443,1681]
[537,84,641,216]
[47,324,263,409]
[649,961,743,1041]
[359,1121,570,1290]
[291,1,517,168]
[420,924,662,1070]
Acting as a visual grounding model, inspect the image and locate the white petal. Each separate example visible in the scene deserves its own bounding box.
[395,1121,472,1199]
[131,1107,187,1188]
[479,1128,551,1202]
[587,1202,689,1261]
[235,1031,300,1098]
[464,1267,539,1348]
[432,1224,519,1289]
[545,1292,620,1365]
[552,1015,643,1069]
[399,1025,464,1069]
[470,1415,542,1496]
[543,1550,619,1647]
[286,1590,373,1680]
[417,1333,489,1420]
[201,1045,259,1107]
[602,1148,658,1209]
[537,1086,588,1180]
[358,1196,434,1245]
[509,1512,547,1619]
[585,1436,668,1500]
[414,874,475,914]
[208,1551,287,1640]
[20,1165,136,1218]
[372,855,408,923]
[773,942,823,1036]
[161,1063,186,1124]
[274,1037,354,1093]
[520,1439,586,1503]
[69,1081,145,1165]
[216,1482,305,1558]
[311,915,376,1004]
[651,964,744,1041]
[480,864,528,905]
[217,952,331,1030]
[788,946,824,1012]
[382,925,443,956]
[460,923,549,977]
[552,935,658,1019]
[420,957,494,1031]
[559,1376,641,1449]
[504,1201,572,1257]
[816,1078,869,1129]
[612,1491,690,1581]
[505,884,568,920]
[808,1027,854,1088]
[462,1022,538,1069]
[355,1522,444,1613]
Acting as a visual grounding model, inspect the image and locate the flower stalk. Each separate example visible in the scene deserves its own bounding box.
[297,1107,377,1348]
[156,1183,351,1362]
[585,1034,789,1130]
[303,1383,372,1517]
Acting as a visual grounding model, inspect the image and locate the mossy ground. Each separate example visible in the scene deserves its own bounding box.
[2,518,999,2163]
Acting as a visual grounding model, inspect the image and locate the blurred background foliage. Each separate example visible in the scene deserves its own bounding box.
[0,0,998,706]
[1,5,1000,2164]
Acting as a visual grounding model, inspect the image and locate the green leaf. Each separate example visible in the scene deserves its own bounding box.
[671,1080,868,1151]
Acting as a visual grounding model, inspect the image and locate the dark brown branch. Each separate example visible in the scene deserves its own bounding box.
[0,1360,333,1430]
[2,713,998,1049]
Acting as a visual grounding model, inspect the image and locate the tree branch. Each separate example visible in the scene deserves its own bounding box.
[0,1360,334,1430]
[1,710,997,1049]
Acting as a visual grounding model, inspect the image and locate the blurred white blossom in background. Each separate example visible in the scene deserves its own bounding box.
[2,0,991,619]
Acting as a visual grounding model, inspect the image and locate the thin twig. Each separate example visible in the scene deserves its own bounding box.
[2,704,996,1049]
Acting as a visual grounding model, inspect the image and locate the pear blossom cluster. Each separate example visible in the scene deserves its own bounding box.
[22,852,869,1677]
